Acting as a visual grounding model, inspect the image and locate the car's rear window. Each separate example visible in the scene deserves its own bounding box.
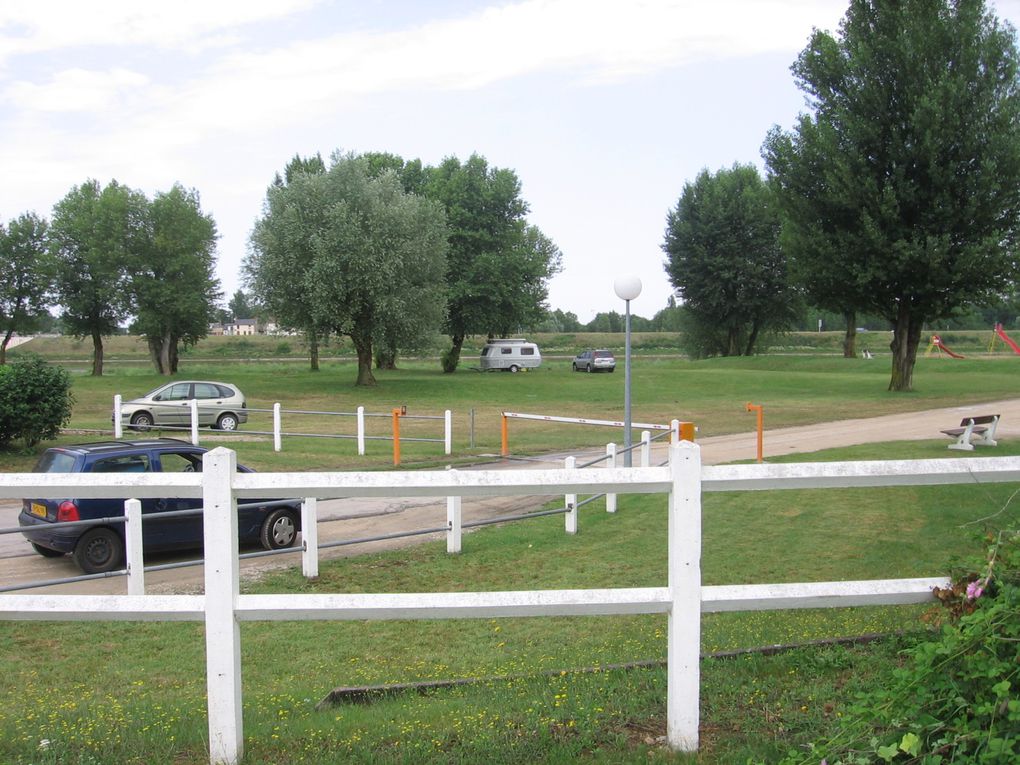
[34,451,78,473]
[594,351,613,358]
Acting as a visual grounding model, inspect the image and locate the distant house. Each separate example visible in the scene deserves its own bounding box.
[210,319,259,336]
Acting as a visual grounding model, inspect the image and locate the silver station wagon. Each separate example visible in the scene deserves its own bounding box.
[118,381,249,431]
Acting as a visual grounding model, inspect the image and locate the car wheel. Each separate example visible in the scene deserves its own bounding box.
[216,413,239,431]
[260,507,299,550]
[31,542,65,558]
[130,412,154,431]
[73,528,124,574]
[586,364,592,373]
[508,365,520,373]
[608,367,615,373]
[572,363,578,372]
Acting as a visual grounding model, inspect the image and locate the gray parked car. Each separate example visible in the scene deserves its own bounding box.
[118,381,248,431]
[572,349,616,373]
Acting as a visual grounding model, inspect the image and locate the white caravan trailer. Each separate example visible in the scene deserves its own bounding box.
[479,338,542,372]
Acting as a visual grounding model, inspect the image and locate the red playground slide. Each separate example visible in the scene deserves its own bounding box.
[994,323,1020,355]
[931,335,965,358]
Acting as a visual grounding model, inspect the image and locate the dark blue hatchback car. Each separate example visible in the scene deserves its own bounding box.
[19,439,300,574]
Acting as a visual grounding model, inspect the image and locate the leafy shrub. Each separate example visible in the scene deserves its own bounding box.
[779,531,1020,764]
[0,356,74,448]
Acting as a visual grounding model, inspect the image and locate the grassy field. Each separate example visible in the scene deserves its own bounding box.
[0,437,1017,763]
[2,337,1019,474]
[1,344,1018,762]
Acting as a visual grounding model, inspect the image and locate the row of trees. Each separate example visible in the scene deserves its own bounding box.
[663,0,1020,391]
[245,151,561,385]
[0,181,219,375]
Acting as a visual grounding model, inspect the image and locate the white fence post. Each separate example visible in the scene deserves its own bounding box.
[641,430,651,467]
[605,443,617,513]
[202,448,243,765]
[671,419,680,444]
[274,403,282,452]
[113,395,122,438]
[565,456,577,534]
[190,399,200,446]
[444,409,453,455]
[301,497,318,579]
[357,406,366,456]
[447,496,462,554]
[124,498,144,596]
[667,441,702,752]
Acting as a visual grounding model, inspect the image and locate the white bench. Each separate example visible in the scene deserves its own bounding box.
[941,414,1000,451]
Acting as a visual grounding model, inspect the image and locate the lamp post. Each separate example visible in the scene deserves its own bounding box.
[614,274,642,467]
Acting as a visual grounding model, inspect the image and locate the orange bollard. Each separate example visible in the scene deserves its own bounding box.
[392,408,402,466]
[679,421,696,442]
[501,414,509,457]
[746,403,763,462]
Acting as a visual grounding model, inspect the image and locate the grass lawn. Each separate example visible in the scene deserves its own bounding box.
[1,437,1017,764]
[1,350,1018,473]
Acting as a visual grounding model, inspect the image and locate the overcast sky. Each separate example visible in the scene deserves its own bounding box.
[4,0,1020,322]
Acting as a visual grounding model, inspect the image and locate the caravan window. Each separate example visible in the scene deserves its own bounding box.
[501,347,512,355]
[481,346,490,356]
[520,347,535,355]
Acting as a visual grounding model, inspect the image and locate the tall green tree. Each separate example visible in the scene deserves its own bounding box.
[0,212,53,364]
[765,0,1020,390]
[249,153,448,386]
[248,155,331,370]
[50,180,147,376]
[130,184,220,375]
[228,289,253,320]
[423,154,561,372]
[662,164,797,358]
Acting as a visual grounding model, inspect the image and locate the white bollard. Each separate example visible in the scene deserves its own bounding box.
[113,394,123,438]
[273,403,282,452]
[641,430,652,467]
[564,456,577,535]
[190,399,200,445]
[444,409,453,455]
[357,406,366,456]
[666,441,702,752]
[671,418,681,444]
[447,496,462,554]
[605,443,617,513]
[301,497,318,579]
[202,448,243,764]
[125,498,144,596]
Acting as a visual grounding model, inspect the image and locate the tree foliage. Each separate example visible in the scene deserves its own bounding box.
[49,180,147,376]
[662,163,797,358]
[247,155,331,371]
[424,154,562,372]
[765,0,1020,390]
[248,153,448,386]
[0,212,53,364]
[130,184,220,375]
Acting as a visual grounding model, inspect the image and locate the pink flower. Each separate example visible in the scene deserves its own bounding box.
[966,580,984,600]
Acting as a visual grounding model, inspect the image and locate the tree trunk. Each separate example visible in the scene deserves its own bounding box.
[888,306,923,392]
[351,322,376,386]
[443,334,465,373]
[375,342,397,370]
[743,321,761,356]
[159,331,172,375]
[0,327,12,365]
[843,311,858,358]
[169,338,179,374]
[147,337,164,374]
[91,331,105,376]
[307,331,319,372]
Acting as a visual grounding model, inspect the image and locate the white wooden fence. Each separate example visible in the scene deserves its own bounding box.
[2,444,1018,765]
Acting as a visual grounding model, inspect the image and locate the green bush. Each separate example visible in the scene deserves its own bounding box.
[779,531,1020,764]
[0,356,74,448]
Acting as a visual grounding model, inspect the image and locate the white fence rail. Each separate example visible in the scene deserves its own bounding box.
[113,395,453,460]
[2,445,1019,765]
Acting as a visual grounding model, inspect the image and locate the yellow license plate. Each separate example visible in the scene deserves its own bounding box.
[30,503,47,518]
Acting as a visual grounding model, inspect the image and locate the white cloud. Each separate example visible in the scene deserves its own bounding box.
[5,67,149,111]
[0,0,322,60]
